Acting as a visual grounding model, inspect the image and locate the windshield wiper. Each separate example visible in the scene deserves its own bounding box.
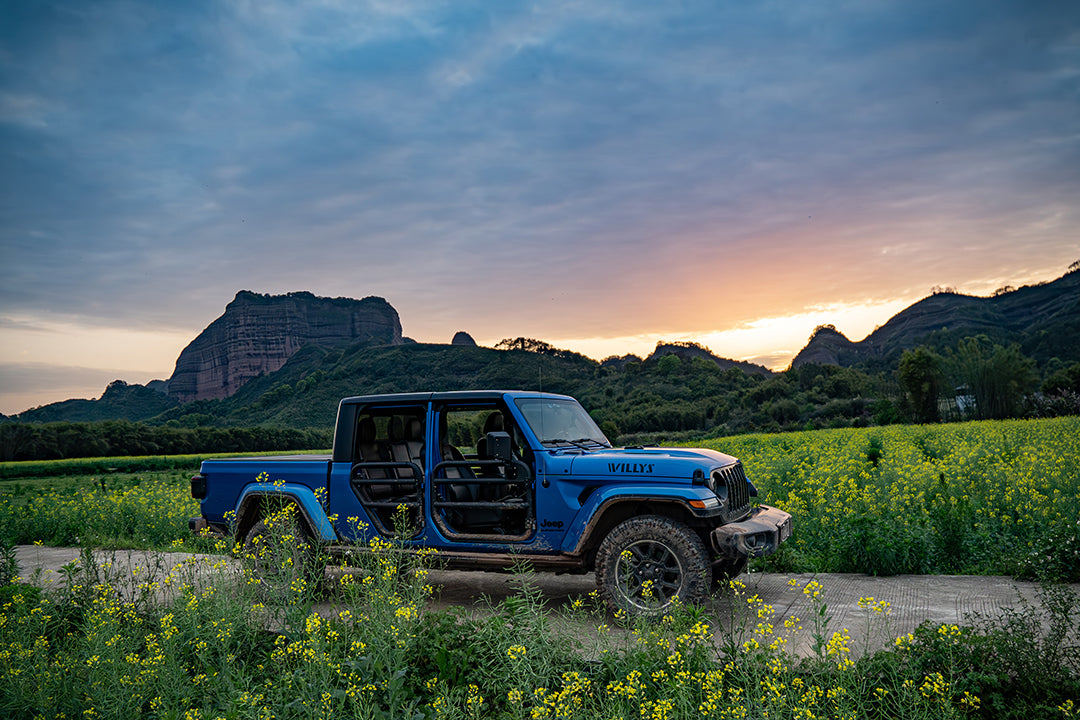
[543,438,610,450]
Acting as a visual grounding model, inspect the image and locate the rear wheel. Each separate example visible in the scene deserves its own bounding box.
[242,513,317,597]
[595,515,709,615]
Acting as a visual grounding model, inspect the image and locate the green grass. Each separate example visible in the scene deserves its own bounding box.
[0,449,330,480]
[0,469,200,549]
[1,470,174,503]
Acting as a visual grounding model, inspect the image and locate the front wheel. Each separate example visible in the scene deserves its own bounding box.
[595,515,710,615]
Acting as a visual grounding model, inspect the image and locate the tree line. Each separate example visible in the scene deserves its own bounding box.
[3,335,1077,461]
[898,335,1080,424]
[0,420,331,462]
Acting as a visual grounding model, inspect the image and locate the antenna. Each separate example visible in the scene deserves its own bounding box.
[538,361,550,487]
[538,363,544,441]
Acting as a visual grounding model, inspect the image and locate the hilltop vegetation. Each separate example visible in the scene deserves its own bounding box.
[794,265,1080,370]
[3,341,900,460]
[14,380,180,424]
[4,332,1080,462]
[4,266,1079,460]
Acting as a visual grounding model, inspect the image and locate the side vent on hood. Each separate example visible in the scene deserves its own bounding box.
[578,486,598,506]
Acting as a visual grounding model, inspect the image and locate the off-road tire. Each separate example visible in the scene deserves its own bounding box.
[242,515,317,598]
[595,515,710,615]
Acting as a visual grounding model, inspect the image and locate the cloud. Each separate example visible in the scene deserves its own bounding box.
[0,362,129,388]
[0,317,54,332]
[0,0,1077,364]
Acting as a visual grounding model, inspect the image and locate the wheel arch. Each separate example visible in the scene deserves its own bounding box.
[574,498,696,569]
[233,484,336,544]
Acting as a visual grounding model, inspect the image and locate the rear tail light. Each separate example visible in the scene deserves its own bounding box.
[190,474,207,500]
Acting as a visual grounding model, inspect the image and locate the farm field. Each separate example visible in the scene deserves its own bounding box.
[694,416,1080,582]
[0,451,327,549]
[2,517,1078,718]
[0,469,198,549]
[1,418,1078,718]
[2,418,1078,580]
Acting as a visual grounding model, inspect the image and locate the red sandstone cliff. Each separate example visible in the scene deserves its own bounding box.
[167,291,402,402]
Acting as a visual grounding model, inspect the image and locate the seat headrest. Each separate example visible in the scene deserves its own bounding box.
[388,416,405,442]
[483,411,504,433]
[358,416,377,443]
[407,418,423,441]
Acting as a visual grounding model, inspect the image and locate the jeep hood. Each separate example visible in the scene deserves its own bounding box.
[549,446,739,482]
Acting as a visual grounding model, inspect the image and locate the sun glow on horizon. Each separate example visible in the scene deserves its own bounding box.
[530,297,916,371]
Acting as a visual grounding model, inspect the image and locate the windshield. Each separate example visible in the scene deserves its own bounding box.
[514,397,610,447]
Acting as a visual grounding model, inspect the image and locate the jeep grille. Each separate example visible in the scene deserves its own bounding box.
[714,462,751,521]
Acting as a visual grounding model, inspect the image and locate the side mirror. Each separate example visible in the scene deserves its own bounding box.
[485,431,513,462]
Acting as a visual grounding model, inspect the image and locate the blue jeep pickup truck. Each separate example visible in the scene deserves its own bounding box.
[190,390,792,614]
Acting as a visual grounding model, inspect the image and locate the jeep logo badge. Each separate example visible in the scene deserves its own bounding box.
[540,519,564,530]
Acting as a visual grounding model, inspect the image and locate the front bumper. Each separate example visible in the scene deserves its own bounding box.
[710,504,792,558]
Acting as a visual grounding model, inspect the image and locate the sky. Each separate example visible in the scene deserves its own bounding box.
[1,1,1078,416]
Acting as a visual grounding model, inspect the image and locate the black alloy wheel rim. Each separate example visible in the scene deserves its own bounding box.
[615,539,685,610]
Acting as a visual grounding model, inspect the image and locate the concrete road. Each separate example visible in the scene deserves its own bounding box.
[14,545,1074,657]
[425,566,1067,656]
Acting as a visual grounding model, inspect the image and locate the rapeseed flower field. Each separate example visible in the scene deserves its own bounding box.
[4,418,1078,578]
[0,418,1078,717]
[2,529,1077,719]
[0,470,197,548]
[696,417,1080,579]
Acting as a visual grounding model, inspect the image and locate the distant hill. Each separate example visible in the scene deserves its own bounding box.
[649,342,773,376]
[15,380,179,424]
[167,290,402,403]
[14,284,781,427]
[11,335,779,436]
[10,269,1080,435]
[155,342,602,429]
[792,269,1080,369]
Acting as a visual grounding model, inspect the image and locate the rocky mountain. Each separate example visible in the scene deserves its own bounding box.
[12,268,1079,427]
[167,291,402,402]
[792,269,1080,369]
